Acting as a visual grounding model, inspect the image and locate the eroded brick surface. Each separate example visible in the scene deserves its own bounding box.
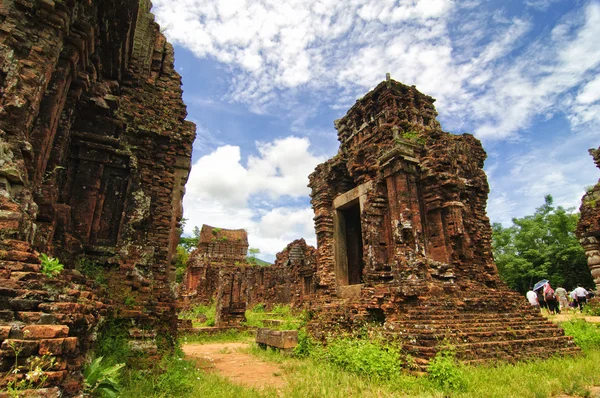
[0,0,194,394]
[180,227,316,325]
[306,78,579,365]
[577,147,600,291]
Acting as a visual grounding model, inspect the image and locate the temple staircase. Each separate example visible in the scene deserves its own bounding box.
[386,290,580,368]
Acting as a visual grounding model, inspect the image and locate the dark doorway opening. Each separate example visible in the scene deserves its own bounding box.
[341,203,364,285]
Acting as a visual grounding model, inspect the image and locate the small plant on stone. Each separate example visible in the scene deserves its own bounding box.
[83,356,125,397]
[4,342,56,395]
[39,253,64,278]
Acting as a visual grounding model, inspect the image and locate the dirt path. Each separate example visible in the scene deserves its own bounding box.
[548,314,600,323]
[556,386,600,398]
[182,342,286,392]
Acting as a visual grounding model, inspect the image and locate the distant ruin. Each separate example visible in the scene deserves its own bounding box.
[577,147,600,292]
[180,225,316,325]
[307,77,578,364]
[0,0,194,394]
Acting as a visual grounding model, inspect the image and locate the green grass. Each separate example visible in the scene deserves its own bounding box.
[132,314,600,397]
[180,329,256,344]
[120,349,275,398]
[243,304,303,330]
[179,302,216,327]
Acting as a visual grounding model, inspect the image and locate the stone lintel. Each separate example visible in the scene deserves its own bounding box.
[333,181,373,211]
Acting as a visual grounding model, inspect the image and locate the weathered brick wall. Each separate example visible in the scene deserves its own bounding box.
[577,147,600,291]
[308,79,498,299]
[180,237,317,314]
[306,79,577,363]
[0,0,194,394]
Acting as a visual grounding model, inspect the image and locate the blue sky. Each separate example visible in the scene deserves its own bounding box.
[153,0,600,261]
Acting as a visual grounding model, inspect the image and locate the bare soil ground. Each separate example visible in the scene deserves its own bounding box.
[549,314,600,323]
[556,386,600,398]
[182,342,286,391]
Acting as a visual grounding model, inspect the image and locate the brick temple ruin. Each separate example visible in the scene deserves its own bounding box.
[306,77,579,365]
[180,225,316,325]
[577,147,600,292]
[0,0,194,394]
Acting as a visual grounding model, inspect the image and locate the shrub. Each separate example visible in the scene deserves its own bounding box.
[427,349,466,392]
[83,356,125,397]
[39,253,64,278]
[324,338,401,379]
[179,303,216,327]
[583,300,600,316]
[561,319,600,351]
[293,329,321,358]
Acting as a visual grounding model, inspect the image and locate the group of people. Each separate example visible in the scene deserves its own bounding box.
[526,283,592,314]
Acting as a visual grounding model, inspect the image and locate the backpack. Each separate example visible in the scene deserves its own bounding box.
[545,288,555,300]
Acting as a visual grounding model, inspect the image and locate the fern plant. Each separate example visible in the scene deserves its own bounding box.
[83,356,125,397]
[39,253,64,278]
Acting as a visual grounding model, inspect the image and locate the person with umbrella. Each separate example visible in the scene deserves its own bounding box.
[533,279,549,312]
[543,282,559,314]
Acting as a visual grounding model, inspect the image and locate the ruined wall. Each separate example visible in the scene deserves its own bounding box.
[309,79,496,299]
[0,0,195,393]
[180,233,317,316]
[306,78,578,364]
[577,147,600,291]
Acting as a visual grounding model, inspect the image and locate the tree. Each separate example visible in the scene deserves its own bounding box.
[179,225,200,252]
[173,223,201,283]
[248,248,260,265]
[492,195,592,294]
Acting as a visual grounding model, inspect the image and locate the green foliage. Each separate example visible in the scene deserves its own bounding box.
[78,258,107,287]
[174,225,200,283]
[397,130,426,145]
[120,349,265,398]
[561,320,600,351]
[293,329,321,358]
[243,304,302,330]
[39,253,64,278]
[180,329,255,344]
[173,245,189,284]
[179,226,201,252]
[427,349,466,392]
[247,247,260,265]
[3,344,55,394]
[323,338,401,379]
[95,319,134,366]
[492,195,593,293]
[124,295,137,308]
[83,356,125,397]
[179,302,216,327]
[583,301,600,316]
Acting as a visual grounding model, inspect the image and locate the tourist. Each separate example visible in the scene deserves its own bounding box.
[543,283,559,314]
[526,288,540,310]
[573,285,589,312]
[536,288,547,311]
[569,289,578,310]
[555,285,569,312]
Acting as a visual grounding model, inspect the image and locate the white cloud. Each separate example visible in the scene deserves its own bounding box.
[182,136,323,259]
[155,1,600,143]
[486,131,599,226]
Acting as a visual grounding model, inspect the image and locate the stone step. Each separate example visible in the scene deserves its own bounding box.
[402,335,578,360]
[397,328,565,346]
[400,310,539,320]
[390,316,545,327]
[388,320,556,334]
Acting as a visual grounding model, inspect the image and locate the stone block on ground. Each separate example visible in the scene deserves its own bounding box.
[256,328,298,350]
